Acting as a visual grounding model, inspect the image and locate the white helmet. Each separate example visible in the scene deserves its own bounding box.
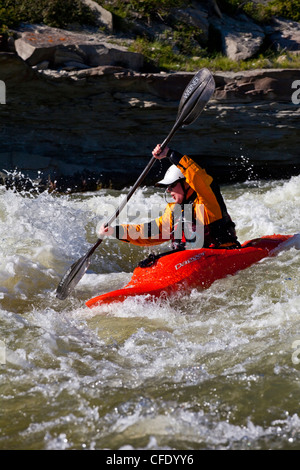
[156,165,185,187]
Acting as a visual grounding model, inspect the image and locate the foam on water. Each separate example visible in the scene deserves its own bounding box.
[0,175,299,449]
[227,175,300,240]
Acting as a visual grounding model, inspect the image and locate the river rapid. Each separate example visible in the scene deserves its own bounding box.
[0,174,299,450]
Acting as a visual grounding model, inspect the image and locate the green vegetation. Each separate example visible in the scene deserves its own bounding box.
[0,0,96,33]
[101,0,299,22]
[0,2,19,32]
[99,0,189,20]
[219,0,300,22]
[0,0,299,71]
[100,0,300,71]
[130,36,300,71]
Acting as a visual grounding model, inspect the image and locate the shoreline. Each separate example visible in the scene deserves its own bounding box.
[0,51,299,193]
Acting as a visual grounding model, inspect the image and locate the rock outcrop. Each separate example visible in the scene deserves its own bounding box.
[14,24,143,71]
[4,2,300,72]
[209,14,300,61]
[81,0,113,32]
[265,17,300,52]
[209,14,265,61]
[0,51,299,192]
[0,0,299,191]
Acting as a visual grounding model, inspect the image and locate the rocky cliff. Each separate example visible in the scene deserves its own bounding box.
[0,9,299,191]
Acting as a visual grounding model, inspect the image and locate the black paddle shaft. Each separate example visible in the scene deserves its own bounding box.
[56,68,215,300]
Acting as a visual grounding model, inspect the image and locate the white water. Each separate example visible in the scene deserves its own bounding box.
[0,175,299,450]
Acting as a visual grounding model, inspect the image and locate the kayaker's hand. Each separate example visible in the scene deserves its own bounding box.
[152,144,169,160]
[98,224,114,238]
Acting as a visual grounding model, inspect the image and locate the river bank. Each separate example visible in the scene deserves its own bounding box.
[0,49,299,192]
[0,1,299,192]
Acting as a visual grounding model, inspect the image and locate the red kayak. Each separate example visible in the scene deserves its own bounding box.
[86,234,293,308]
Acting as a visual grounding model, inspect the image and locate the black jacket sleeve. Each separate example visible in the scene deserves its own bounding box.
[167,149,184,166]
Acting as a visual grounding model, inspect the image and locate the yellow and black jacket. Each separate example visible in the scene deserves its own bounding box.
[113,151,240,249]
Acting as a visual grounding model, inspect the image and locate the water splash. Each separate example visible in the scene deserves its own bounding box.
[0,175,299,449]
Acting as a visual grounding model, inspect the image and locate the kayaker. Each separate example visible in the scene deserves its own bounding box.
[99,144,240,250]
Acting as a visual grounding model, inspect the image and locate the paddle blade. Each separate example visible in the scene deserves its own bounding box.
[161,68,215,150]
[177,68,215,126]
[56,254,91,300]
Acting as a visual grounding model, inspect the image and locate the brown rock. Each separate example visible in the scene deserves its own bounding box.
[0,52,299,190]
[14,24,143,71]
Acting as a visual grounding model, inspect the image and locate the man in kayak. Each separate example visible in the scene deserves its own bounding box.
[99,144,240,250]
